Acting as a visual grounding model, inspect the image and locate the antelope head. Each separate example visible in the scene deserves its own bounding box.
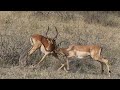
[43,26,59,52]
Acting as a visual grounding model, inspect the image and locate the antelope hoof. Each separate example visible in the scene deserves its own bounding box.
[32,63,40,68]
[108,71,111,77]
[57,68,61,72]
[109,70,111,73]
[64,67,69,72]
[101,70,104,74]
[67,68,70,71]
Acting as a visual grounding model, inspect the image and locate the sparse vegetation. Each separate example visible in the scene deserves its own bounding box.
[0,11,120,79]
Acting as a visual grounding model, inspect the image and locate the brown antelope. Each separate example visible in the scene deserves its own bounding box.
[56,44,111,77]
[28,26,62,66]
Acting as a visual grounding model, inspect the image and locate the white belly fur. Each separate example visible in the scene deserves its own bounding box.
[41,45,52,54]
[41,45,46,53]
[76,51,90,59]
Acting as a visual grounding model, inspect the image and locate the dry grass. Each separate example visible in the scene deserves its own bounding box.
[0,11,120,79]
